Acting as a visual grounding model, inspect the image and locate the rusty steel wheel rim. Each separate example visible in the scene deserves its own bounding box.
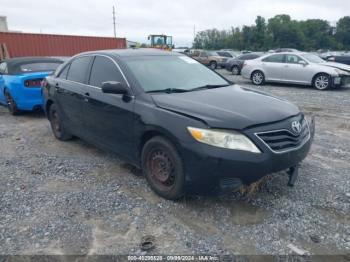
[147,149,176,190]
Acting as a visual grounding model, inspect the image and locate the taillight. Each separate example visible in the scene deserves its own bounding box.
[24,79,44,88]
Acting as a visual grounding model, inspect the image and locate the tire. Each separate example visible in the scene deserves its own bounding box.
[209,61,217,70]
[48,103,73,141]
[141,136,185,200]
[231,66,240,75]
[251,70,265,85]
[5,91,20,115]
[313,73,331,90]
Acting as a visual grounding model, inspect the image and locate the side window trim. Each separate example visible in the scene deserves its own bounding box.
[58,54,131,93]
[87,54,130,89]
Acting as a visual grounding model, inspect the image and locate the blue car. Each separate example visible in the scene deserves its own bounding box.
[0,57,64,115]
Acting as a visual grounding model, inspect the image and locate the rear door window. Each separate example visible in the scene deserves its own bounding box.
[263,54,285,63]
[89,56,125,88]
[67,56,92,83]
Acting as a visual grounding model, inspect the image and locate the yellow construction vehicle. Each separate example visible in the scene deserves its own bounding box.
[148,34,173,51]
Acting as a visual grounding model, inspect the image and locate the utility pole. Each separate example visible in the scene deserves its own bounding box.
[193,24,196,40]
[113,5,116,38]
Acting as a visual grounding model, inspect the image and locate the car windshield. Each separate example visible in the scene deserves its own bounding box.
[125,55,229,93]
[302,54,325,64]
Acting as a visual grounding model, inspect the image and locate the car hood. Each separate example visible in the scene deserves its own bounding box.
[151,85,300,130]
[321,62,350,73]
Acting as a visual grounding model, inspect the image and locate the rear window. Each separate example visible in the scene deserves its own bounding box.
[19,62,62,73]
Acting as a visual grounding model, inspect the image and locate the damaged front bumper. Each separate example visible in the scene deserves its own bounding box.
[332,75,350,88]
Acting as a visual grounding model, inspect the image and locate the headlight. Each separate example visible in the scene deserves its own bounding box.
[187,127,261,153]
[334,69,349,76]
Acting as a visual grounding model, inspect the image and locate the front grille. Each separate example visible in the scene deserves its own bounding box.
[255,119,310,153]
[341,76,350,87]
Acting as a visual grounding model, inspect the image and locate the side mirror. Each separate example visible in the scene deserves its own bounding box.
[101,81,128,95]
[298,60,307,66]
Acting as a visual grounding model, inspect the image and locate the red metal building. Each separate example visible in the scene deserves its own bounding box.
[0,32,126,58]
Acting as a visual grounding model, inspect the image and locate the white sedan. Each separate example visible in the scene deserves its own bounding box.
[241,52,350,90]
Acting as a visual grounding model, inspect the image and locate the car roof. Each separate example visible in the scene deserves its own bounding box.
[263,52,309,56]
[2,57,65,74]
[2,56,65,65]
[78,48,182,58]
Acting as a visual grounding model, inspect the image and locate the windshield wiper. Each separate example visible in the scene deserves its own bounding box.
[189,84,230,92]
[146,88,189,94]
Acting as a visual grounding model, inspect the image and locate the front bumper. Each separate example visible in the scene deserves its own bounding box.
[332,75,350,88]
[181,116,315,195]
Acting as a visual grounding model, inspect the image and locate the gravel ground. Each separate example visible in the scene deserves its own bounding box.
[0,71,349,256]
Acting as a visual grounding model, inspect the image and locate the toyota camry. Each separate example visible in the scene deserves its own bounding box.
[241,52,350,90]
[43,49,315,200]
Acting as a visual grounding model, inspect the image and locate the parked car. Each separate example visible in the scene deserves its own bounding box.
[327,55,350,65]
[225,53,262,75]
[43,49,315,200]
[0,57,64,115]
[190,51,227,69]
[241,52,350,90]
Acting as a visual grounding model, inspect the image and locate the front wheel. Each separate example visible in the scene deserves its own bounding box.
[251,71,265,85]
[209,61,217,70]
[141,136,185,200]
[5,91,20,115]
[313,74,331,90]
[48,103,73,141]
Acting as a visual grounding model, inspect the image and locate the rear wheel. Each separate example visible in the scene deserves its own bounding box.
[209,61,217,70]
[313,73,330,90]
[231,66,240,75]
[251,71,265,85]
[141,136,185,200]
[5,91,20,115]
[48,104,73,141]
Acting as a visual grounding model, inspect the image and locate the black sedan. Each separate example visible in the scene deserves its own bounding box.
[43,49,315,200]
[225,53,262,75]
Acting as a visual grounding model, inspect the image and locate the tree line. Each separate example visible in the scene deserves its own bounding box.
[193,15,350,51]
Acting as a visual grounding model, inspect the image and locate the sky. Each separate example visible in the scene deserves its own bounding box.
[1,0,349,47]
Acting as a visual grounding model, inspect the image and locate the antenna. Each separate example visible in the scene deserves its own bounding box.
[113,5,116,38]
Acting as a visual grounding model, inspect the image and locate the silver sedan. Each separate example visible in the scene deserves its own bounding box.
[241,52,350,90]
